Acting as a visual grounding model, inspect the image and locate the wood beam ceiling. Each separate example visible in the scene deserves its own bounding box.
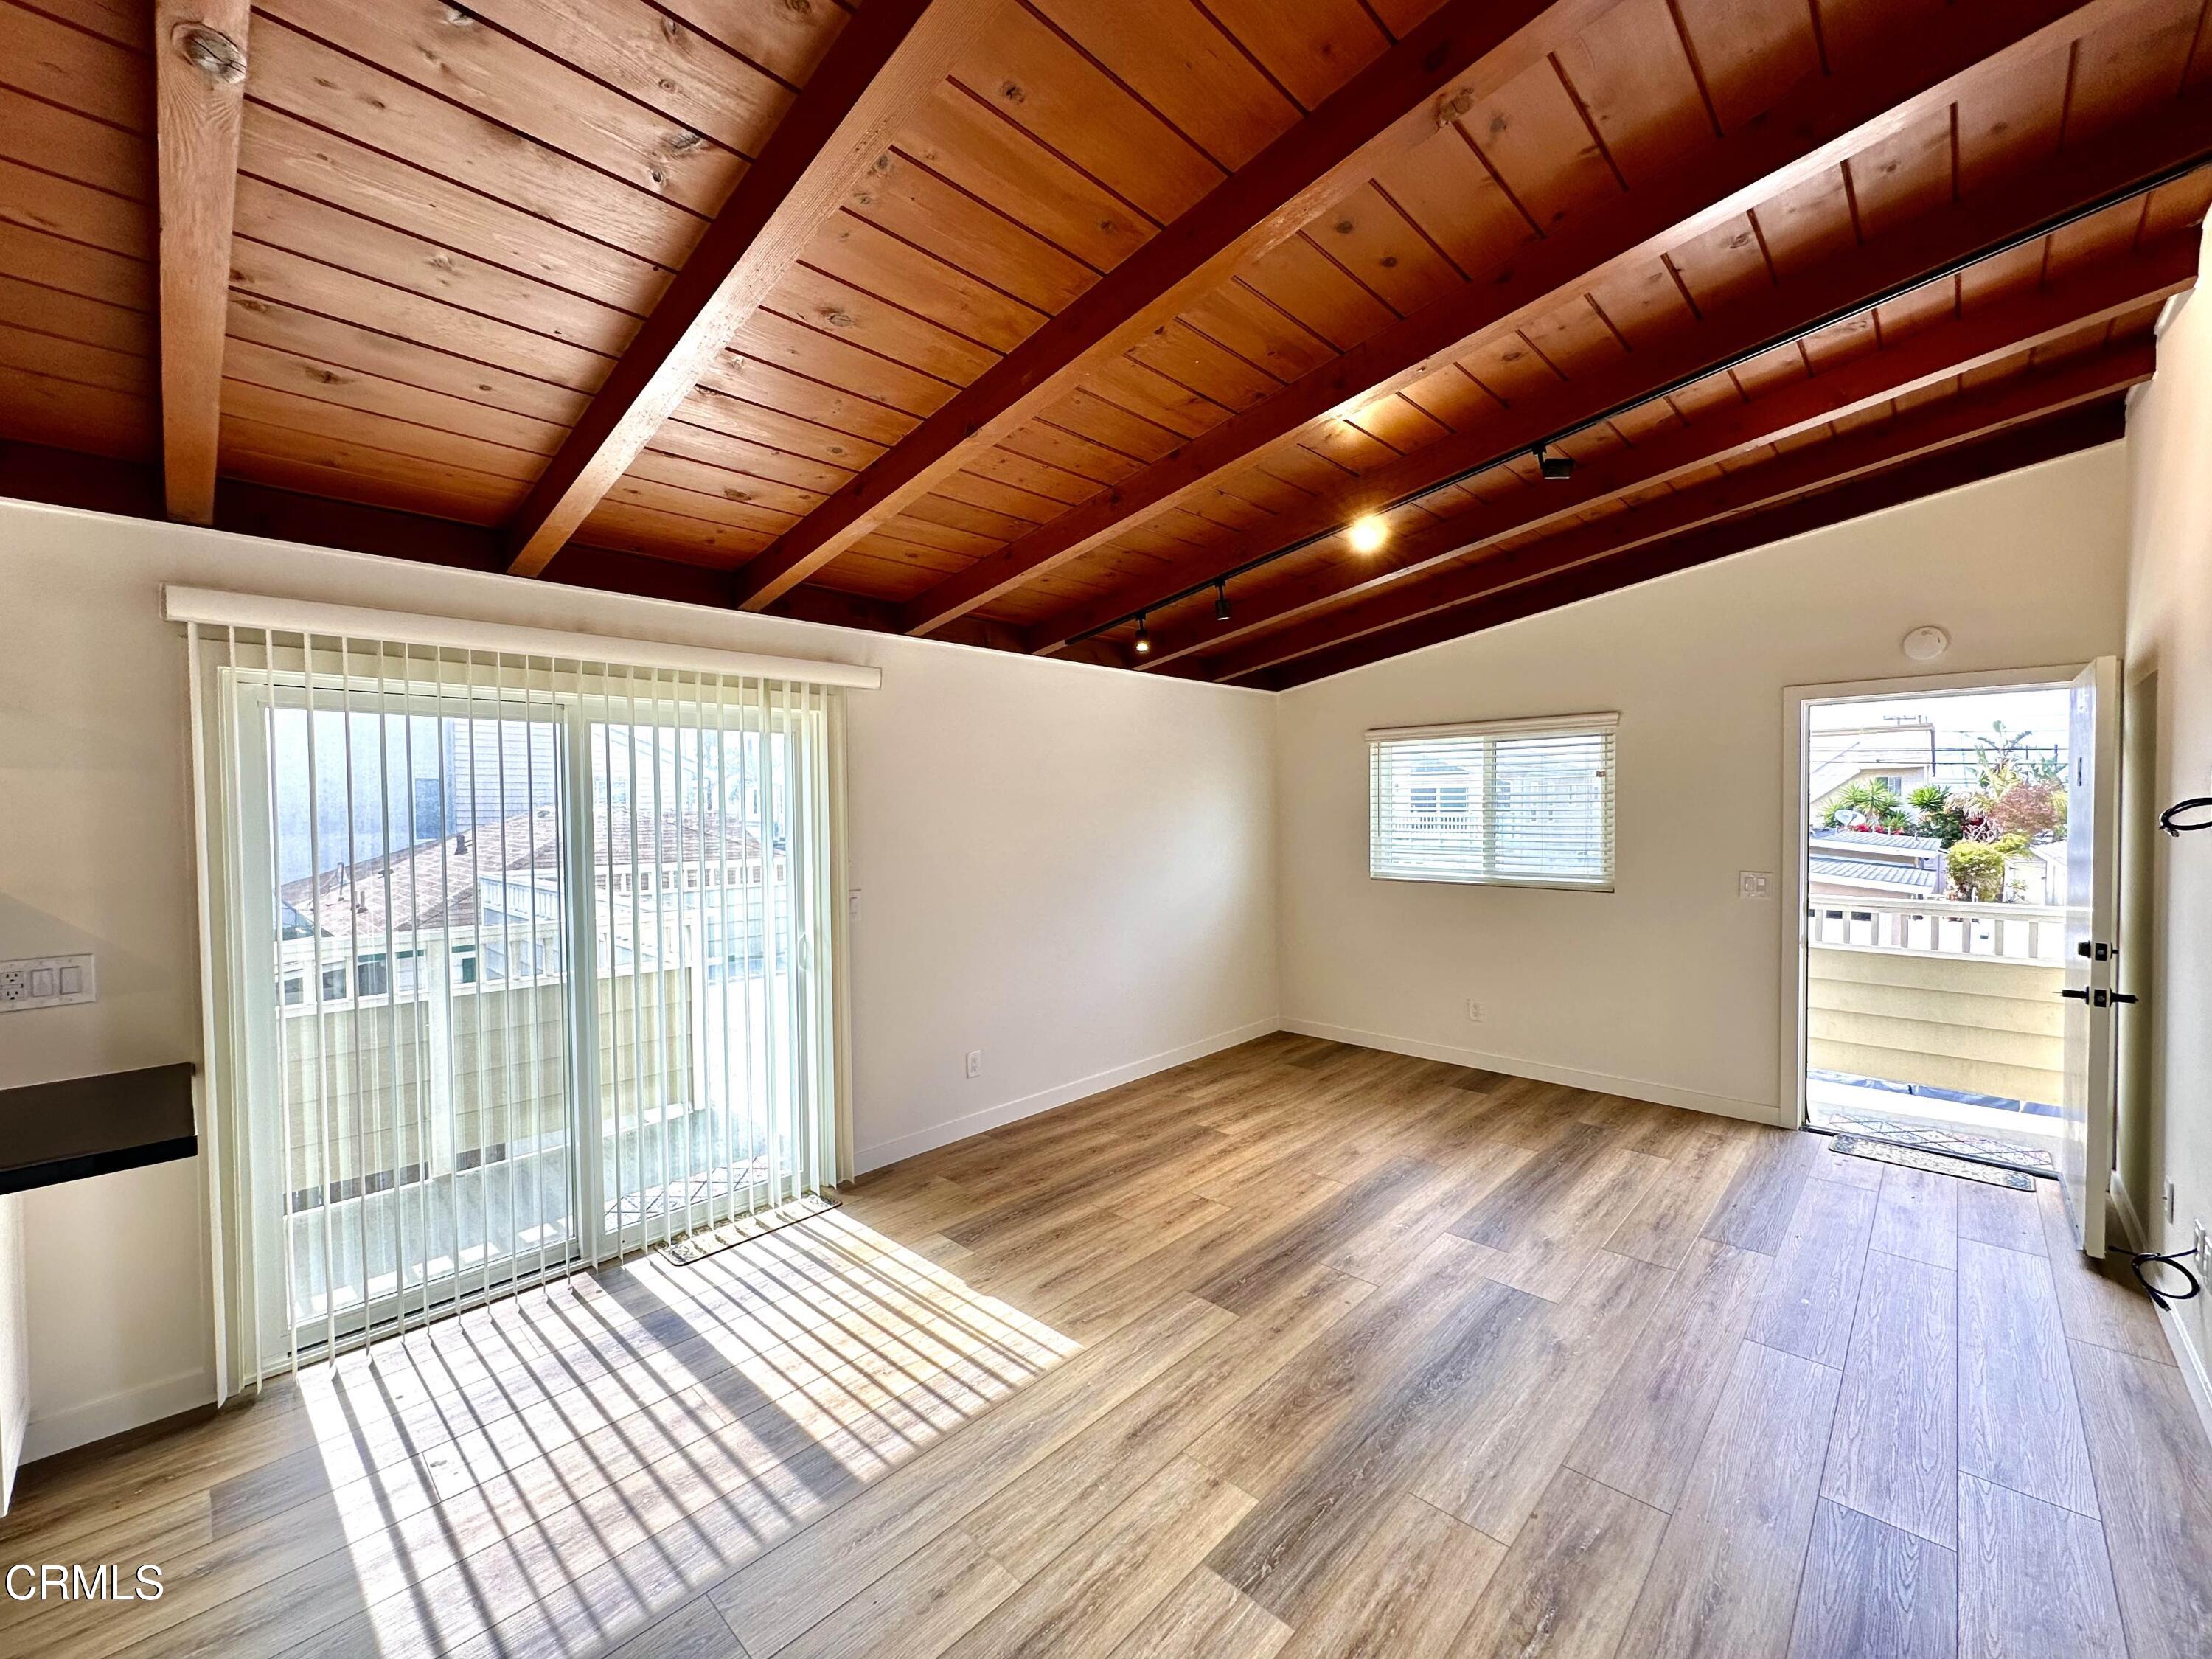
[1207,343,2156,682]
[1037,79,2212,666]
[904,0,2161,642]
[726,0,1625,613]
[1255,398,2132,690]
[1136,238,2194,672]
[153,0,250,526]
[502,0,1002,579]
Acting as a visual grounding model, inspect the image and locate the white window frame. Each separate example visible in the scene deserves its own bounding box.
[1368,712,1619,893]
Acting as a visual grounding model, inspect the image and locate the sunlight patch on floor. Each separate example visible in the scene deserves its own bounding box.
[278,1213,1077,1658]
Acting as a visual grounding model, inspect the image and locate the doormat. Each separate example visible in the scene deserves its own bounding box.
[660,1192,842,1265]
[1829,1135,2037,1190]
[1815,1106,2058,1177]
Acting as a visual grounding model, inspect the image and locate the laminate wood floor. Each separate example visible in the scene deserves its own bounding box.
[4,1035,2208,1658]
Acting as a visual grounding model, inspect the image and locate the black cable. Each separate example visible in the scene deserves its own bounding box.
[1071,147,2212,647]
[2129,1248,2203,1312]
[2158,796,2212,835]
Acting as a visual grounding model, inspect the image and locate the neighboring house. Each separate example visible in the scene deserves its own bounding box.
[1806,827,1944,900]
[1807,719,1937,819]
[275,805,779,1004]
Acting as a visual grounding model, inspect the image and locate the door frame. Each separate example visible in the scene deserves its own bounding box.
[1776,662,2091,1133]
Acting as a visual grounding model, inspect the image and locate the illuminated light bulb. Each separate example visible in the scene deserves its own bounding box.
[1133,614,1151,654]
[1348,515,1388,554]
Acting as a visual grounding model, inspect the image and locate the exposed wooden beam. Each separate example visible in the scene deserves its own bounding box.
[1258,398,2131,689]
[1048,116,2212,660]
[728,0,1625,612]
[1135,240,2192,671]
[504,0,1001,578]
[1211,347,2153,680]
[908,0,2160,640]
[153,0,250,527]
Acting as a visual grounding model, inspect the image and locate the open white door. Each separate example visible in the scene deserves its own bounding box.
[2059,655,2122,1258]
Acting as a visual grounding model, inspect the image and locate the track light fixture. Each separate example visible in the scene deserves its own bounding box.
[1537,442,1574,481]
[1214,581,1231,623]
[1134,613,1151,654]
[1348,514,1388,554]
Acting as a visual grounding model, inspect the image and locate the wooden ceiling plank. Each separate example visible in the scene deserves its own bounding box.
[456,0,811,159]
[236,104,667,315]
[0,223,153,314]
[503,0,1003,578]
[153,0,250,526]
[1146,240,2190,669]
[245,18,699,268]
[220,336,566,456]
[1,156,152,265]
[917,0,2162,643]
[0,367,157,459]
[0,83,153,201]
[730,0,1628,611]
[228,175,641,361]
[1257,395,2132,688]
[0,272,153,355]
[0,323,149,396]
[224,293,590,428]
[0,1,150,131]
[254,0,751,214]
[1032,77,2212,657]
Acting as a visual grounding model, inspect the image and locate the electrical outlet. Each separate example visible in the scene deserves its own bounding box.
[0,954,95,1012]
[1465,999,1484,1023]
[2165,1180,2178,1223]
[2195,1220,2211,1284]
[964,1048,982,1079]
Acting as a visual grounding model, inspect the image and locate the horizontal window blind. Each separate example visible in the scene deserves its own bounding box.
[1368,714,1617,890]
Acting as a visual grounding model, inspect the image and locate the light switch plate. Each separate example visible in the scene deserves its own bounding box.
[1739,872,1773,900]
[0,953,97,1012]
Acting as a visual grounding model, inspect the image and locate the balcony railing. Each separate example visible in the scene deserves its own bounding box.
[1807,895,2065,963]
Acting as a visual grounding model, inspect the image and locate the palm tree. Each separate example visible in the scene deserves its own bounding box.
[1821,780,1910,832]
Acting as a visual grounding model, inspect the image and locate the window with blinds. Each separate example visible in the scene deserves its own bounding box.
[1368,714,1618,890]
[176,595,859,1390]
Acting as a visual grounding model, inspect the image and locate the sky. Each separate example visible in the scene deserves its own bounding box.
[1809,686,2071,748]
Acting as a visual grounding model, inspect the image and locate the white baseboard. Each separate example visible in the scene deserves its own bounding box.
[23,1366,215,1465]
[853,1018,1283,1172]
[1,1394,26,1517]
[2111,1175,2212,1450]
[1279,1018,1782,1127]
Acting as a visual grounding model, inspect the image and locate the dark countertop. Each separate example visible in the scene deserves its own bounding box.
[0,1063,197,1195]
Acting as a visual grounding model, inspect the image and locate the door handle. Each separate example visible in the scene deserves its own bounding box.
[2058,987,2091,1001]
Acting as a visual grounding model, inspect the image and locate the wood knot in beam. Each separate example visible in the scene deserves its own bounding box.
[171,21,246,86]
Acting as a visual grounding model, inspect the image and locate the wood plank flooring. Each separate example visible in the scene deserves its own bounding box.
[3,1034,2206,1658]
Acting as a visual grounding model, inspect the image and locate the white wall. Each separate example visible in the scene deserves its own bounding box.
[1274,444,2131,1121]
[2120,239,2212,1409]
[0,500,1278,1458]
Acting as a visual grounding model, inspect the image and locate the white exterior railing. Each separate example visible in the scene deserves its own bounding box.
[1807,895,2065,963]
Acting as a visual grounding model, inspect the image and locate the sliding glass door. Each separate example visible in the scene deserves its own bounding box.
[581,677,837,1257]
[228,668,580,1357]
[202,636,843,1375]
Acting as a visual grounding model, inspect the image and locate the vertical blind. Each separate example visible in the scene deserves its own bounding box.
[1368,713,1618,890]
[180,606,856,1394]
